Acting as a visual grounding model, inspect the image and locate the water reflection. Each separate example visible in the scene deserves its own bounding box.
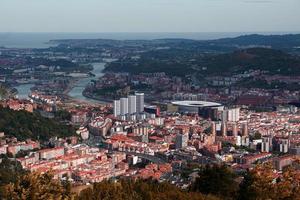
[14,84,34,99]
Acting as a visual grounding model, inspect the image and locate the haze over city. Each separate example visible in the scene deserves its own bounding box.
[0,0,300,32]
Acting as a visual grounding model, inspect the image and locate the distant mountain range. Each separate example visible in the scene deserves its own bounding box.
[209,34,300,50]
[51,33,300,53]
[197,47,300,75]
[52,33,300,77]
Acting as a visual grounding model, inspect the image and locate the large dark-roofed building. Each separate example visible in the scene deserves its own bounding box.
[172,101,223,120]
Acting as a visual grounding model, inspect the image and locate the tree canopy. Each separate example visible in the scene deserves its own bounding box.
[0,107,76,141]
[191,164,239,200]
[2,172,75,200]
[78,179,220,200]
[239,163,300,200]
[1,163,300,200]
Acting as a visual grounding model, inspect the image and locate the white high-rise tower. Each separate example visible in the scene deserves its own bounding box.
[135,93,144,113]
[113,100,120,117]
[120,97,128,115]
[128,95,137,114]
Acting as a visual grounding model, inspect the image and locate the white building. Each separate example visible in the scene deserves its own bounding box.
[222,108,240,122]
[236,135,250,146]
[76,127,89,140]
[39,147,65,160]
[120,98,128,116]
[135,93,144,113]
[128,95,137,114]
[113,93,145,119]
[261,136,272,153]
[278,139,290,153]
[113,100,120,117]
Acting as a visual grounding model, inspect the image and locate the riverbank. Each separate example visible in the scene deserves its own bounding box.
[82,90,113,103]
[66,62,109,105]
[13,62,112,105]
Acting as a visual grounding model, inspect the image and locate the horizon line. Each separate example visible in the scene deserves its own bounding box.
[0,31,300,34]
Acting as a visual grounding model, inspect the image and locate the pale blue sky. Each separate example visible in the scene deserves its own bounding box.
[0,0,299,32]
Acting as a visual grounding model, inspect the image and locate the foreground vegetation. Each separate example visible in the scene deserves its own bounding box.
[1,161,300,200]
[79,179,218,200]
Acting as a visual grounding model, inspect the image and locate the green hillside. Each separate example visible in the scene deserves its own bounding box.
[0,107,75,141]
[104,48,300,76]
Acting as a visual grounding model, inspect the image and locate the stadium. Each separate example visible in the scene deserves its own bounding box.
[171,101,223,118]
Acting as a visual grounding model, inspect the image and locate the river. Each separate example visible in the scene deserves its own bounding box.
[68,62,108,104]
[14,63,107,104]
[14,84,35,99]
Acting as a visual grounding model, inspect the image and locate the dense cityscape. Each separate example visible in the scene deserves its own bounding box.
[1,0,300,199]
[0,33,300,199]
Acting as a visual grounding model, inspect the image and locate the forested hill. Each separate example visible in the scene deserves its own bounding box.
[211,34,300,50]
[197,48,300,75]
[0,107,75,141]
[51,33,300,53]
[104,48,300,76]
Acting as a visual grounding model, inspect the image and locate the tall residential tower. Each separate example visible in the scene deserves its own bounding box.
[128,95,137,114]
[135,93,144,113]
[120,97,128,116]
[113,100,120,117]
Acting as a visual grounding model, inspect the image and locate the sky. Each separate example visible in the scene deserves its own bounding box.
[0,0,299,33]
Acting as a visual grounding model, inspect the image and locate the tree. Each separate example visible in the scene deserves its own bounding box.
[55,110,72,121]
[238,163,300,200]
[252,132,262,140]
[0,157,26,186]
[78,179,220,200]
[0,157,27,199]
[0,107,76,141]
[191,164,239,200]
[2,172,75,200]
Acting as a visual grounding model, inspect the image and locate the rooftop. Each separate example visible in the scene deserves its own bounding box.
[172,100,222,108]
